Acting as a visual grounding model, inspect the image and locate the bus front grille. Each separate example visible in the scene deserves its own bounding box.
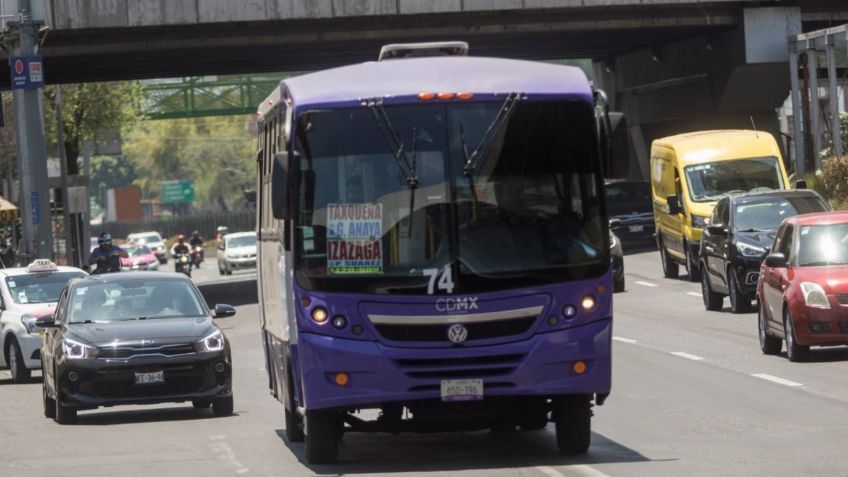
[374,317,536,343]
[395,353,524,381]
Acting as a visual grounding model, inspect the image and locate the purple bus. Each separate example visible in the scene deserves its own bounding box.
[256,42,620,464]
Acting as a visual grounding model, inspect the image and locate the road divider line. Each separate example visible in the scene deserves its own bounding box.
[634,280,659,288]
[536,465,611,477]
[751,373,803,387]
[612,336,637,344]
[670,351,704,361]
[686,291,702,297]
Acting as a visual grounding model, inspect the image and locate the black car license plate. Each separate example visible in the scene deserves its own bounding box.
[134,370,165,385]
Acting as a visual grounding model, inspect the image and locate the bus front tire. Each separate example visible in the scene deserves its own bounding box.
[305,410,339,464]
[553,394,591,455]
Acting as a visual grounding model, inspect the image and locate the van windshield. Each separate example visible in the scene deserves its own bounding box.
[684,157,784,202]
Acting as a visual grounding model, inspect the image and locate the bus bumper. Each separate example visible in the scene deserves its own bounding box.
[297,317,611,411]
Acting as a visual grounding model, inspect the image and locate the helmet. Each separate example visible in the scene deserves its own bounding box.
[177,234,185,241]
[192,230,199,237]
[216,226,228,232]
[98,233,112,246]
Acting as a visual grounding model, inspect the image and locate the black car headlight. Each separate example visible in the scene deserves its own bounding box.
[62,338,97,359]
[737,242,766,258]
[196,329,225,352]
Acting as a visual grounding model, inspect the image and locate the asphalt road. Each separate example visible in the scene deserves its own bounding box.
[3,248,848,476]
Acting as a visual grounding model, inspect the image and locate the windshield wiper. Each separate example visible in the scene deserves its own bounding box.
[462,92,520,177]
[367,99,419,231]
[70,320,109,325]
[737,228,764,233]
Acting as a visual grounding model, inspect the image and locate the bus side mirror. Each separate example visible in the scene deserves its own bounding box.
[272,151,299,220]
[593,89,629,179]
[667,195,682,215]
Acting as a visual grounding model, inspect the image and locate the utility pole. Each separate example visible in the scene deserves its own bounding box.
[55,85,73,265]
[5,0,50,260]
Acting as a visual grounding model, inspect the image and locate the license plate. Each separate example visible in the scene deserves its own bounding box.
[629,225,644,232]
[440,379,483,402]
[134,370,165,385]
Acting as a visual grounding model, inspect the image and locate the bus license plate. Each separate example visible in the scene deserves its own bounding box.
[135,370,165,385]
[440,379,483,402]
[629,225,644,232]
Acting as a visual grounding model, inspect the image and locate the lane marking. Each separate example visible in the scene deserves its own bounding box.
[634,280,658,288]
[686,291,702,297]
[537,465,612,477]
[751,373,803,387]
[670,351,704,361]
[612,336,637,344]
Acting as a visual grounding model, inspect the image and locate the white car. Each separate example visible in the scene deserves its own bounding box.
[0,260,86,383]
[217,232,257,275]
[126,231,169,264]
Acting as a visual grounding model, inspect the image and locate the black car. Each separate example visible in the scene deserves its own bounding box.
[38,272,236,424]
[698,189,830,313]
[604,180,655,245]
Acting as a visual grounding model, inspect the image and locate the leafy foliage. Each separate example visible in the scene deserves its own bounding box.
[89,155,138,211]
[123,116,255,212]
[819,155,848,210]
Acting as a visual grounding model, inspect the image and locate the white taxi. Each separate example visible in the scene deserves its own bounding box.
[0,260,86,383]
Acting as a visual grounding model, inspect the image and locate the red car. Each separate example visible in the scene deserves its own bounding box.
[120,243,160,271]
[758,211,848,361]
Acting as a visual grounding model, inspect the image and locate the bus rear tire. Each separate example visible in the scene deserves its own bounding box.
[553,395,591,455]
[305,410,339,464]
[285,406,304,442]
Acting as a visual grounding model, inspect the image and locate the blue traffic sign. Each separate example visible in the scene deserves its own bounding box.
[31,191,40,225]
[10,56,44,90]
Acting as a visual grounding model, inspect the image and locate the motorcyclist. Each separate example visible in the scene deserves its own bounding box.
[189,230,204,266]
[88,233,128,274]
[215,226,228,246]
[171,234,191,273]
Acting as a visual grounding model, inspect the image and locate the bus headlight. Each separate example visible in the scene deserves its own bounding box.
[311,307,328,324]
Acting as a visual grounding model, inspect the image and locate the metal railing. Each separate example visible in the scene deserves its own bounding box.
[91,210,255,243]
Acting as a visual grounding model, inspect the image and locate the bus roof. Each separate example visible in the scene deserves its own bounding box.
[258,56,592,116]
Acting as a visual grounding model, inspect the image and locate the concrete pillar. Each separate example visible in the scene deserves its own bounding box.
[826,37,841,158]
[807,45,822,169]
[789,46,805,177]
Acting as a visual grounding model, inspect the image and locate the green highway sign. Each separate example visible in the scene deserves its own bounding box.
[161,180,195,204]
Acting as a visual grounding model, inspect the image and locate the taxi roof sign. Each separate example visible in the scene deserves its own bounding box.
[27,259,58,273]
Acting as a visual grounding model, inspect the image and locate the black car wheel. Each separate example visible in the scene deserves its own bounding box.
[42,364,55,419]
[729,272,752,314]
[659,237,679,278]
[759,302,782,355]
[304,410,339,464]
[553,394,591,455]
[54,378,77,424]
[192,399,212,409]
[212,395,234,416]
[784,307,810,362]
[701,268,723,311]
[8,338,31,383]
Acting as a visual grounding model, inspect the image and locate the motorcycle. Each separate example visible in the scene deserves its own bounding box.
[173,253,192,278]
[191,245,204,269]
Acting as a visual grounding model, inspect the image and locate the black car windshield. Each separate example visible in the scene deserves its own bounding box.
[292,100,607,294]
[685,157,784,202]
[68,279,206,322]
[604,181,652,216]
[5,271,86,304]
[226,235,256,248]
[124,245,152,257]
[735,196,828,232]
[797,223,848,266]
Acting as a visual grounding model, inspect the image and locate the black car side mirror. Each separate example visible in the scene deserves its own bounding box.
[765,253,787,268]
[666,195,682,215]
[609,219,622,231]
[213,304,236,318]
[36,316,58,328]
[706,224,727,235]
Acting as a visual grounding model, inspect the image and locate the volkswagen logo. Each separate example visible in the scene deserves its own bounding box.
[447,324,468,344]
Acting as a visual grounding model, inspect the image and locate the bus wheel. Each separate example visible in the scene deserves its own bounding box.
[305,410,339,464]
[285,405,304,442]
[553,395,591,455]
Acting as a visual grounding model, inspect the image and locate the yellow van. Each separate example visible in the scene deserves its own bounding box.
[650,130,790,281]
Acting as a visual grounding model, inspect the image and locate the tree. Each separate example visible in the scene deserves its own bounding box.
[89,155,138,210]
[42,82,143,175]
[123,116,255,212]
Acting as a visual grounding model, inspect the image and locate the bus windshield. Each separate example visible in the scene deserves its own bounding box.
[293,100,607,294]
[684,157,784,202]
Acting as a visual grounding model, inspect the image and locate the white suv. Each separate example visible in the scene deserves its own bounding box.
[127,231,169,264]
[0,260,86,383]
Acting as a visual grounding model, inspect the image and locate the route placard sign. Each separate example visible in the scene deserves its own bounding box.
[161,180,195,204]
[10,56,44,90]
